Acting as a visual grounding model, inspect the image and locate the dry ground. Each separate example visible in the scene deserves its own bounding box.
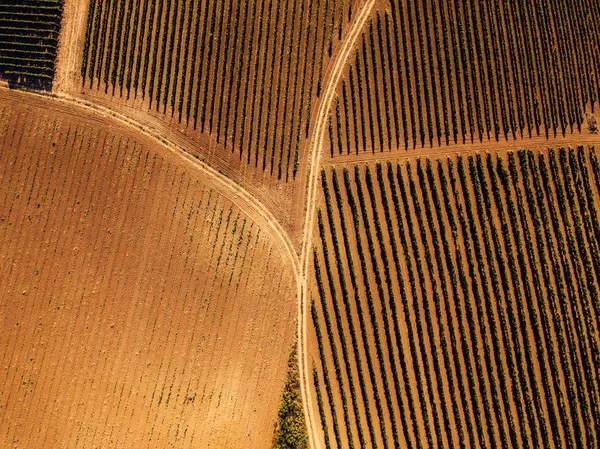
[0,88,297,449]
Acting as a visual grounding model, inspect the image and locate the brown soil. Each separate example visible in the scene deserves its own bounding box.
[54,0,91,92]
[0,88,297,449]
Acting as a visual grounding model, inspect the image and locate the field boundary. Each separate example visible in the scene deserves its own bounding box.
[321,133,600,166]
[0,86,300,276]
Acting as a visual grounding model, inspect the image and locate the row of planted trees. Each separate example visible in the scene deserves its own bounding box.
[312,147,600,448]
[0,0,63,89]
[328,0,600,157]
[81,0,358,181]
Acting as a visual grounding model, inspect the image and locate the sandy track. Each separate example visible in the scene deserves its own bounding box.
[297,2,377,448]
[0,87,300,278]
[322,132,600,166]
[53,0,90,92]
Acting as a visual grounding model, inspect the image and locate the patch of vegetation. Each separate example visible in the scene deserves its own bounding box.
[0,0,64,90]
[271,346,308,449]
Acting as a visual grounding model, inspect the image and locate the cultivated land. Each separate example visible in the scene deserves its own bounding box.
[0,0,64,90]
[1,0,600,448]
[0,89,296,449]
[52,0,369,244]
[78,0,355,182]
[308,147,600,448]
[327,0,600,154]
[305,0,600,447]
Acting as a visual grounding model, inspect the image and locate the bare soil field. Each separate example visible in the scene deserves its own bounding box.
[309,147,600,448]
[54,0,89,92]
[0,88,297,449]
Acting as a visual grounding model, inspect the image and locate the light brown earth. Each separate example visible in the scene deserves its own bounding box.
[0,88,297,449]
[53,0,90,92]
[322,132,600,166]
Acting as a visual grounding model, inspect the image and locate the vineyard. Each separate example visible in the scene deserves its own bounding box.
[327,0,600,156]
[3,0,600,447]
[80,0,361,180]
[0,90,297,449]
[310,148,600,448]
[0,0,63,89]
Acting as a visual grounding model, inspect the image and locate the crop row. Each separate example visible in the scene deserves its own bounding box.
[328,0,600,155]
[0,1,63,89]
[312,148,600,447]
[81,0,358,180]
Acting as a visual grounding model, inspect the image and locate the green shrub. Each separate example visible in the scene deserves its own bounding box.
[271,347,308,449]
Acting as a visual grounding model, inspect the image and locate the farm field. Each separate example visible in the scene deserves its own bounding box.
[0,0,64,89]
[0,89,297,449]
[327,0,600,155]
[48,0,372,243]
[2,0,600,447]
[308,148,600,448]
[67,0,364,184]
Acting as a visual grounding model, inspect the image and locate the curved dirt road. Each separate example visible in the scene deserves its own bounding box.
[297,2,376,448]
[0,86,300,278]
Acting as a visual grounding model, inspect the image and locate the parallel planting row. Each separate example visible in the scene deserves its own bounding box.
[81,0,357,180]
[311,148,600,448]
[0,0,63,89]
[328,0,600,156]
[0,93,297,448]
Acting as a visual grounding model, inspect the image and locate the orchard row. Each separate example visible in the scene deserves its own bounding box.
[312,147,600,448]
[0,0,63,89]
[82,0,358,180]
[328,0,600,156]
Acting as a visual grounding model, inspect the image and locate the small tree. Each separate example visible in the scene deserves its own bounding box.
[271,346,308,449]
[587,113,598,133]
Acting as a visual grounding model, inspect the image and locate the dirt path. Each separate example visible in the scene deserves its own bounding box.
[322,132,600,166]
[297,2,377,448]
[54,0,90,92]
[0,86,300,278]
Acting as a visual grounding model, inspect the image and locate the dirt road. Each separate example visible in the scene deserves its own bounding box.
[0,86,300,280]
[53,0,90,92]
[296,2,377,448]
[321,132,600,166]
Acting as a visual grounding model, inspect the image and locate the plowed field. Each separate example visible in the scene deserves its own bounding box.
[0,89,297,449]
